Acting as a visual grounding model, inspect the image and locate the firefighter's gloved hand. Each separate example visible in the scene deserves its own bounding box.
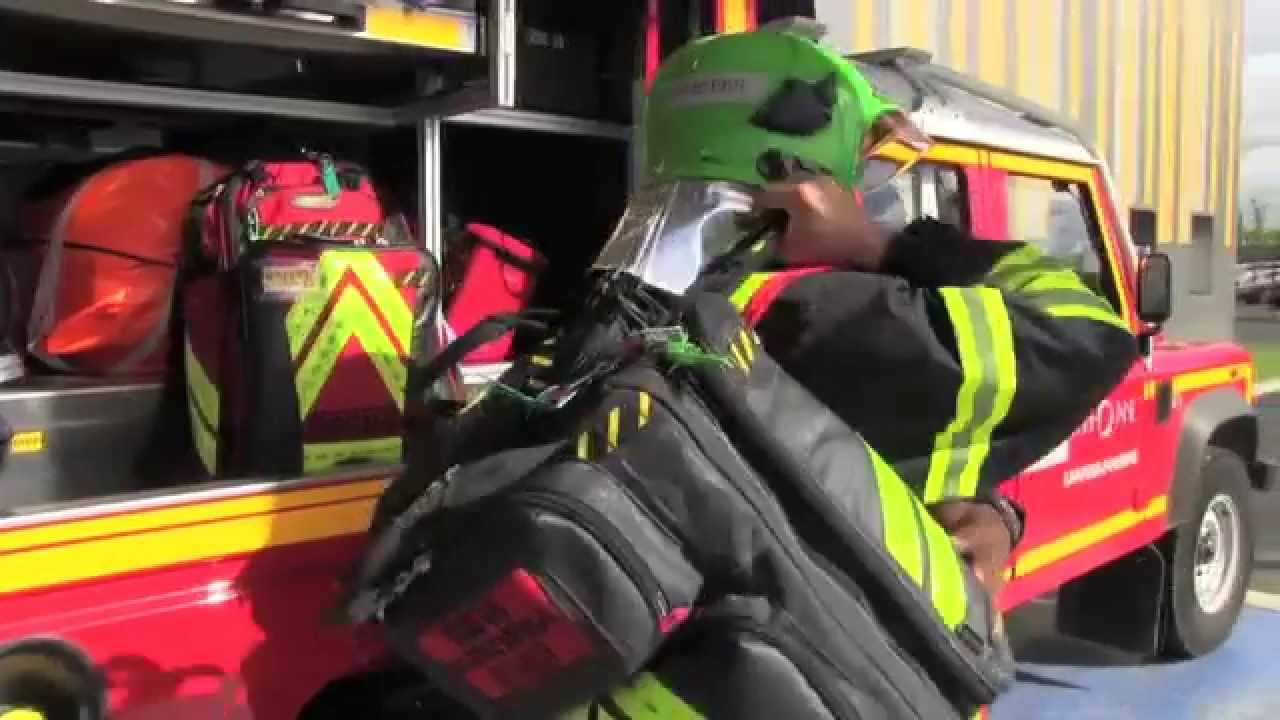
[929,500,1013,599]
[754,174,888,270]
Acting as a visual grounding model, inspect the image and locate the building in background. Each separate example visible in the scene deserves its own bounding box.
[802,0,1245,340]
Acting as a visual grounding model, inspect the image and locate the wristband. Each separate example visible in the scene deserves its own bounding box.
[975,492,1026,549]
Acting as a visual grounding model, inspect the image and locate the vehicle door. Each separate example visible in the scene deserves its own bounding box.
[987,153,1151,588]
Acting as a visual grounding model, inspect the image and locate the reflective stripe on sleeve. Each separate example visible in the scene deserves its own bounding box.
[925,287,1018,502]
[987,244,1129,331]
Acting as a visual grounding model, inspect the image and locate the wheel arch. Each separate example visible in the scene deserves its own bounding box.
[1168,387,1260,527]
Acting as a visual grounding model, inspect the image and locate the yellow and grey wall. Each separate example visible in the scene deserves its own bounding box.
[812,0,1246,339]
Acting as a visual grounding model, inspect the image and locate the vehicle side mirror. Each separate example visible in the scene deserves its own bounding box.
[1137,251,1172,328]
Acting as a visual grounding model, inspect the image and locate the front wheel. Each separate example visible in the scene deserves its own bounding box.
[1162,448,1255,658]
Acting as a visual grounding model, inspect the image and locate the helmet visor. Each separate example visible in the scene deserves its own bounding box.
[593,180,756,295]
[860,110,933,192]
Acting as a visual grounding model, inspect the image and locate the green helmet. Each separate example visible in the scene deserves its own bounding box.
[642,29,899,191]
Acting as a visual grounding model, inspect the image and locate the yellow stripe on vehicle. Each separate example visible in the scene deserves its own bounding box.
[0,478,388,555]
[1017,494,1168,576]
[1173,363,1252,396]
[871,450,925,587]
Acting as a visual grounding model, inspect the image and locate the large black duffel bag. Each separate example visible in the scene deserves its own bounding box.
[344,274,1014,720]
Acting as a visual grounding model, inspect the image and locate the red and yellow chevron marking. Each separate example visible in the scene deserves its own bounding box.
[286,251,414,418]
[0,477,387,597]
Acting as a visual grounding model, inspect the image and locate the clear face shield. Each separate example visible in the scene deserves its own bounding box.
[594,110,933,295]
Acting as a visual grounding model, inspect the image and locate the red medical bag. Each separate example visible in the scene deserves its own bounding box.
[443,223,545,365]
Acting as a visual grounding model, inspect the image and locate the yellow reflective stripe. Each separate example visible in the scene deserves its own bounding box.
[577,432,591,460]
[302,436,402,472]
[607,673,706,720]
[185,336,220,430]
[871,448,925,586]
[286,251,413,419]
[926,289,982,503]
[988,244,1127,330]
[738,329,755,363]
[958,290,1018,497]
[638,391,651,428]
[607,407,622,448]
[185,336,220,474]
[926,288,1018,501]
[729,273,773,311]
[921,505,970,629]
[729,342,748,370]
[1044,303,1131,331]
[1021,269,1093,295]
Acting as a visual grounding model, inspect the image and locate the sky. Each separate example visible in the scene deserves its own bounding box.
[1241,0,1280,225]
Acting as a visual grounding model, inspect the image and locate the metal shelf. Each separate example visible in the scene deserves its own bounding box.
[0,69,403,127]
[0,0,482,57]
[447,107,633,141]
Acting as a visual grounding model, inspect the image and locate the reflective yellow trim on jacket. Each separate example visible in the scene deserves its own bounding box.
[987,244,1129,332]
[563,674,705,720]
[924,287,1018,503]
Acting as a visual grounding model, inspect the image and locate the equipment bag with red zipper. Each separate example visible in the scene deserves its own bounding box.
[184,154,428,478]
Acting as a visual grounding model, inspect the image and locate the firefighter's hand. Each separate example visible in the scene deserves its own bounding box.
[755,175,888,269]
[929,500,1013,598]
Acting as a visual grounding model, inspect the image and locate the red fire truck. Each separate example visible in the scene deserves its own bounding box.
[0,2,1271,719]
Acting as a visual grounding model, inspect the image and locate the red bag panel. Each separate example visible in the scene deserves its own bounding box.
[445,224,545,366]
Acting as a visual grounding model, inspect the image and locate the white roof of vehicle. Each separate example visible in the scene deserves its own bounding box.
[851,49,1098,166]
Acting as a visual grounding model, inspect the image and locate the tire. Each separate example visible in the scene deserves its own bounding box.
[1163,448,1256,658]
[0,640,103,720]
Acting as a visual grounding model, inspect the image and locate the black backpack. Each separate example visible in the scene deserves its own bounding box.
[344,271,1015,720]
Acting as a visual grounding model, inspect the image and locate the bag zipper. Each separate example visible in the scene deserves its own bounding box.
[703,613,864,720]
[515,489,670,627]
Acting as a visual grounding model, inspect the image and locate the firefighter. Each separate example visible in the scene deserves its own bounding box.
[634,27,1140,597]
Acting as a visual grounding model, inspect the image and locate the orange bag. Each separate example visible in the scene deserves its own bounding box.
[21,155,226,376]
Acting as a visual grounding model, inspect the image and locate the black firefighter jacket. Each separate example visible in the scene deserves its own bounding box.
[707,217,1141,506]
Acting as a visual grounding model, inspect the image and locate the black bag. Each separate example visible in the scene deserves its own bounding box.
[345,275,1014,720]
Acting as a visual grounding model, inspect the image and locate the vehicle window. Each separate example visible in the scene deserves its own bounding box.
[861,160,969,233]
[1005,174,1118,311]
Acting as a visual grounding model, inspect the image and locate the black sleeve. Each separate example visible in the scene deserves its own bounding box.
[755,230,1139,502]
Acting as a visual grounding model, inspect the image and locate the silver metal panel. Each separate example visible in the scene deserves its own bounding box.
[852,54,1097,166]
[418,116,444,259]
[492,0,519,107]
[446,108,633,140]
[0,69,401,126]
[0,0,480,56]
